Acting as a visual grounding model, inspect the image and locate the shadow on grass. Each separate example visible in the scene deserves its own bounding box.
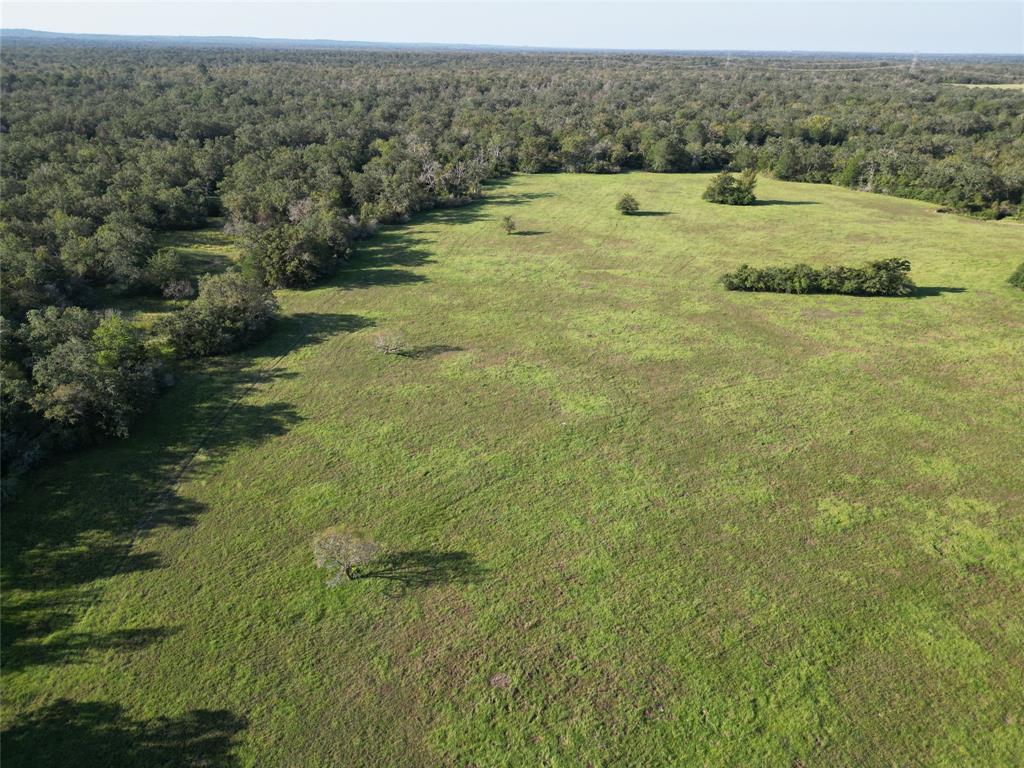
[512,230,548,236]
[401,189,555,227]
[400,344,464,359]
[359,550,488,593]
[257,313,376,358]
[630,211,672,217]
[337,228,435,289]
[751,200,820,206]
[911,286,967,298]
[1,699,247,768]
[2,606,176,673]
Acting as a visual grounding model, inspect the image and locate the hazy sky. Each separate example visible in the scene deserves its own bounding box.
[3,1,1022,54]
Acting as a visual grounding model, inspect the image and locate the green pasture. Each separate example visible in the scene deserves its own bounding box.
[3,173,1022,766]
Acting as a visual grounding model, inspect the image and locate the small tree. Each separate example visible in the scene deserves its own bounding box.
[314,531,381,584]
[616,193,640,215]
[501,216,516,234]
[373,332,405,355]
[702,170,757,205]
[145,247,185,294]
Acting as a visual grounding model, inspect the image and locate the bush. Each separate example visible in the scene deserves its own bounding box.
[1009,262,1024,290]
[501,216,516,234]
[145,247,186,294]
[162,271,278,357]
[722,258,915,296]
[616,193,640,215]
[702,169,757,205]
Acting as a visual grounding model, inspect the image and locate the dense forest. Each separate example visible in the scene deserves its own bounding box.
[2,41,1023,479]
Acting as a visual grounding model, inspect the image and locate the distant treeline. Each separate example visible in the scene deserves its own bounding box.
[1,44,1022,476]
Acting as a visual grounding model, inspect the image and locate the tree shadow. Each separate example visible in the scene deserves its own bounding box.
[751,200,820,206]
[910,286,967,298]
[407,191,555,227]
[399,344,464,360]
[1,699,247,768]
[255,313,376,358]
[358,550,488,592]
[2,603,177,672]
[336,230,434,289]
[629,211,672,217]
[513,230,548,236]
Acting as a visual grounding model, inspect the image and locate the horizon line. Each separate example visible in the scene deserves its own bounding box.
[3,28,1021,58]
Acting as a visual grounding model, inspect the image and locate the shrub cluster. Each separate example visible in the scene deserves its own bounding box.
[161,272,279,358]
[722,258,915,296]
[703,169,758,205]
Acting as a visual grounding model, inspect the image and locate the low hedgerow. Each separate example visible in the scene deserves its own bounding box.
[722,258,915,296]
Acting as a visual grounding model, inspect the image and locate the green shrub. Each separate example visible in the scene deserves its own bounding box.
[722,258,915,296]
[702,169,757,205]
[1009,262,1024,290]
[162,272,278,357]
[145,247,186,293]
[616,193,640,215]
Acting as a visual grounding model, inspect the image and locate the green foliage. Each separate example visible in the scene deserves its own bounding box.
[239,207,349,289]
[501,216,516,234]
[702,169,758,205]
[1009,262,1024,290]
[30,333,159,440]
[616,193,640,215]
[92,314,148,369]
[8,309,161,455]
[161,272,278,357]
[18,307,100,363]
[144,247,186,293]
[722,258,915,296]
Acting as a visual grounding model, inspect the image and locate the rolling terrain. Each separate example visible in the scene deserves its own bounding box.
[3,173,1023,766]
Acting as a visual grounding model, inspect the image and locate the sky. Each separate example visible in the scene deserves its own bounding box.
[2,1,1022,54]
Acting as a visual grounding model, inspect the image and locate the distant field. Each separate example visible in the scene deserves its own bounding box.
[3,174,1022,766]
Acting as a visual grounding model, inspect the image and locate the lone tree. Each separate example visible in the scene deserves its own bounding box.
[616,193,640,215]
[702,169,757,205]
[501,215,516,234]
[314,531,381,585]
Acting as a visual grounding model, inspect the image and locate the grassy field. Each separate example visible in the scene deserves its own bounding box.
[3,173,1023,766]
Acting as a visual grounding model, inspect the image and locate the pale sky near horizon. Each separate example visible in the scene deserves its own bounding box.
[2,1,1022,54]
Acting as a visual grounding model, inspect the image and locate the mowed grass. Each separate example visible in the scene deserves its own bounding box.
[3,173,1023,767]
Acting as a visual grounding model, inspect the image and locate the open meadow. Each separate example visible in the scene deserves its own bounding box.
[3,173,1023,766]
